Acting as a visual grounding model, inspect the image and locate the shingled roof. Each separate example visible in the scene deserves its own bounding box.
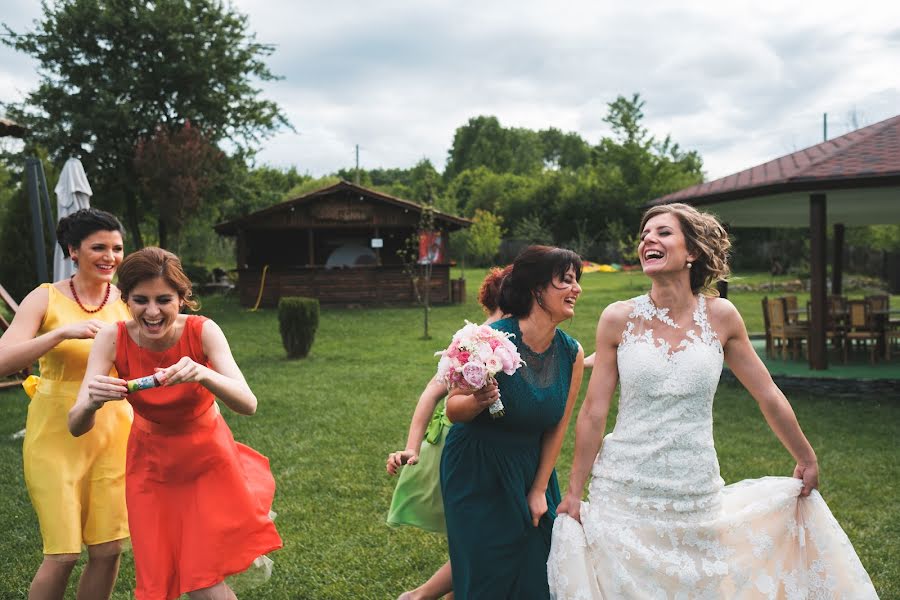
[653,114,900,203]
[648,114,900,226]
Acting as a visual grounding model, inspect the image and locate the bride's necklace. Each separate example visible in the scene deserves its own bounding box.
[69,276,111,314]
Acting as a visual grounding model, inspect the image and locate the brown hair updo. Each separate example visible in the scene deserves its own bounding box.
[478,265,513,315]
[117,247,200,310]
[639,203,731,295]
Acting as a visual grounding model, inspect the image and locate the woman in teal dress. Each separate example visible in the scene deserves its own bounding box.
[440,246,585,600]
[386,266,510,600]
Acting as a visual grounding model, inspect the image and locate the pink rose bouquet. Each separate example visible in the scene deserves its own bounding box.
[435,321,524,418]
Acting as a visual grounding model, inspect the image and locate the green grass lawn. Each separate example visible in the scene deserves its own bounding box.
[0,271,897,598]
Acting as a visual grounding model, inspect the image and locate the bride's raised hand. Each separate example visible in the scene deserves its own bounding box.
[793,462,819,497]
[557,492,582,523]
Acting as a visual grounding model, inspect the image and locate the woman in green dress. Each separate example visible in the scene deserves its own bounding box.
[440,246,585,600]
[386,267,510,600]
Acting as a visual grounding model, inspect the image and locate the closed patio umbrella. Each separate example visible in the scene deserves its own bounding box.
[52,158,92,282]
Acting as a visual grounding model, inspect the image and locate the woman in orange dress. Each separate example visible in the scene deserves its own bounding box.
[0,208,130,600]
[68,247,282,600]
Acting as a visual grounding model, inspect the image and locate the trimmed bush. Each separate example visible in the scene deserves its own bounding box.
[278,296,320,359]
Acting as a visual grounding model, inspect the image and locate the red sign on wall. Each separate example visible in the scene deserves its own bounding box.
[418,230,443,264]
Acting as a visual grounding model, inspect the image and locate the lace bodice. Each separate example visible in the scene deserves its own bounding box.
[592,294,725,515]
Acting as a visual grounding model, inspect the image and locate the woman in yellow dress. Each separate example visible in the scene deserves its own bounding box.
[0,208,131,600]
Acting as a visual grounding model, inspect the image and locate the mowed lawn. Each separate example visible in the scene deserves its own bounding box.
[0,270,897,598]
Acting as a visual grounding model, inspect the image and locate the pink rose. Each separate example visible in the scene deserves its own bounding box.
[489,338,501,350]
[494,346,517,375]
[484,355,502,374]
[458,351,470,363]
[462,361,487,389]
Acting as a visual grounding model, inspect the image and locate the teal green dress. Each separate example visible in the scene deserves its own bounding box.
[387,405,452,534]
[440,318,579,600]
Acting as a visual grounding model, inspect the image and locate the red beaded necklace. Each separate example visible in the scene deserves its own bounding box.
[69,276,111,314]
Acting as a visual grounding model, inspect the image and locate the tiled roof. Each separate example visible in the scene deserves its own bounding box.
[650,114,900,206]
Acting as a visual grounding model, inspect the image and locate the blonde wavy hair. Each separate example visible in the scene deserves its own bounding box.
[639,203,731,295]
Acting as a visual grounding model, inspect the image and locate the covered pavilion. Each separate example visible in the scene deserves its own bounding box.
[649,114,900,370]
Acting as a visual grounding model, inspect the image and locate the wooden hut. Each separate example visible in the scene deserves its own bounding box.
[214,180,472,307]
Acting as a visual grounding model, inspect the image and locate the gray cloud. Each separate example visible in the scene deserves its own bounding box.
[3,0,899,180]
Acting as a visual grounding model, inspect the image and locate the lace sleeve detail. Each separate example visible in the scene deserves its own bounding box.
[693,296,719,347]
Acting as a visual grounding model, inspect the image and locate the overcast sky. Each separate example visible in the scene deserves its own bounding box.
[2,0,899,181]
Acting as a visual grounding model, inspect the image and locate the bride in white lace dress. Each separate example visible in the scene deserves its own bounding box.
[548,203,877,599]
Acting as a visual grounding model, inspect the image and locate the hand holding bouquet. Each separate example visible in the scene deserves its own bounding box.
[435,321,524,418]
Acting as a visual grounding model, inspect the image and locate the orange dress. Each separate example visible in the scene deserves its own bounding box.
[114,316,282,600]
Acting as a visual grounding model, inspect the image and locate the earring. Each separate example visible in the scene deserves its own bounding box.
[687,262,693,269]
[535,293,544,307]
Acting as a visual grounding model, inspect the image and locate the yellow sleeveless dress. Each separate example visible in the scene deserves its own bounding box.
[22,283,132,555]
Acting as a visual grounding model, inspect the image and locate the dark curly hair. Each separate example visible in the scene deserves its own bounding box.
[55,208,125,257]
[498,246,582,318]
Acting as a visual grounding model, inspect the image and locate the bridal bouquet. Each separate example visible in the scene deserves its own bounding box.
[435,321,524,418]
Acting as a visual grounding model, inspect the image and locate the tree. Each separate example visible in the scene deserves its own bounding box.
[444,116,544,180]
[2,0,289,247]
[134,121,224,249]
[396,203,437,339]
[465,210,505,267]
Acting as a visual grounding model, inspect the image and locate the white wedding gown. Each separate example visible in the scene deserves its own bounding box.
[548,295,878,599]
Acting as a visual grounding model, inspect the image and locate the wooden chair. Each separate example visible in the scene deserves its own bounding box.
[767,297,808,361]
[782,295,801,324]
[761,297,774,358]
[844,300,880,364]
[0,283,31,390]
[865,295,894,360]
[823,295,849,352]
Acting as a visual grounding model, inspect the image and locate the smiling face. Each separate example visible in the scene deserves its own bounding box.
[539,265,582,322]
[638,213,697,277]
[125,276,182,341]
[69,230,124,283]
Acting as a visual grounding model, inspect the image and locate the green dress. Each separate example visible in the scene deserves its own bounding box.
[440,318,579,599]
[387,405,452,534]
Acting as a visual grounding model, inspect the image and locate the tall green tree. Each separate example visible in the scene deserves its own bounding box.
[465,209,505,267]
[2,0,289,247]
[444,116,544,179]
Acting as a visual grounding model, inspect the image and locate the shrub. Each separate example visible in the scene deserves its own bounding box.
[278,296,320,359]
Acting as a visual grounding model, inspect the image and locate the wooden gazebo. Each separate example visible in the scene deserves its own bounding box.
[649,114,900,370]
[214,180,472,307]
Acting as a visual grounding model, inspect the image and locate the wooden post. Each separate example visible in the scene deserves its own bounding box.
[716,280,728,299]
[832,223,844,296]
[307,229,315,266]
[236,228,247,268]
[809,194,828,370]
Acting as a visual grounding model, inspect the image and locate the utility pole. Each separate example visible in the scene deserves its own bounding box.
[823,113,828,141]
[355,144,360,185]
